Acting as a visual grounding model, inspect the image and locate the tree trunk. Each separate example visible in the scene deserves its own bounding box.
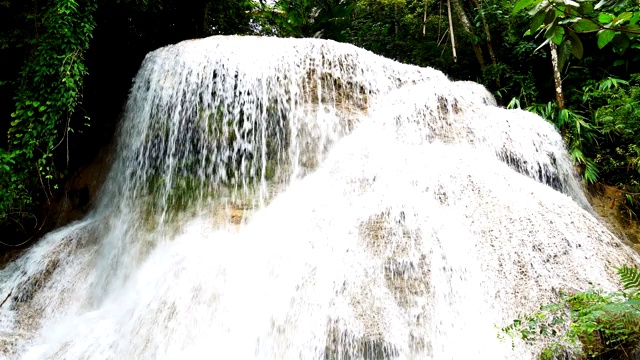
[423,0,428,36]
[395,3,399,35]
[550,42,565,109]
[469,0,497,66]
[450,0,484,68]
[447,0,457,62]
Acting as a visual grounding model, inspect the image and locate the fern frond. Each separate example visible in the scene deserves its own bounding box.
[616,265,640,292]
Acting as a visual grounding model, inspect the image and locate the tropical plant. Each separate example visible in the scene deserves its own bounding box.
[513,0,640,63]
[1,0,97,230]
[257,0,356,39]
[499,265,640,359]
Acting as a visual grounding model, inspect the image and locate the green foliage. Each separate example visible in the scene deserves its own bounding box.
[1,0,97,225]
[506,73,640,186]
[0,0,269,239]
[340,0,477,77]
[525,101,600,183]
[0,0,637,239]
[618,265,640,292]
[590,75,640,186]
[262,0,356,39]
[514,0,640,63]
[500,265,640,359]
[111,0,258,38]
[0,148,31,222]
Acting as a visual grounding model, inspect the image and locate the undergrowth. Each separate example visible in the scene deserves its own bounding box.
[499,265,640,360]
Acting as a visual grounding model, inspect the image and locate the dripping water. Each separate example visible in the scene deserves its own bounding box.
[0,36,636,360]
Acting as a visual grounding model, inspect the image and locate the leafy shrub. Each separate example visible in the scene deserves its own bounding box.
[499,265,640,360]
[590,75,640,188]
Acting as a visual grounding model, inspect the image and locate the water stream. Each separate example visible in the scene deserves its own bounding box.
[0,36,637,359]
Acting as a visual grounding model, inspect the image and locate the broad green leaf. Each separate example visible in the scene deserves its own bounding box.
[597,29,616,48]
[617,12,633,23]
[568,31,584,58]
[513,0,536,14]
[558,39,572,70]
[598,13,615,24]
[573,18,600,32]
[611,34,630,54]
[626,23,640,34]
[531,11,547,33]
[553,27,565,44]
[544,9,556,24]
[580,1,594,15]
[545,23,565,44]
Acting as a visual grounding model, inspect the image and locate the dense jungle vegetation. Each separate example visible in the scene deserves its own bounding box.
[0,0,639,358]
[0,0,638,238]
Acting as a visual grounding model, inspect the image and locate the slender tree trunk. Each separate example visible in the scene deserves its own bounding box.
[469,0,497,66]
[447,0,457,62]
[395,3,399,35]
[423,0,428,36]
[450,0,484,68]
[550,42,565,109]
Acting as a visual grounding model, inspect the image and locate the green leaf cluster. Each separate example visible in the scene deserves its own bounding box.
[508,73,640,188]
[589,75,640,187]
[1,0,97,226]
[523,100,600,183]
[514,0,640,67]
[258,0,356,40]
[500,265,640,359]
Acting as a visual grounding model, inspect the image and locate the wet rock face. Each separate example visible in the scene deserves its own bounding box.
[359,210,431,310]
[55,142,114,227]
[498,148,563,192]
[348,210,431,357]
[0,142,112,257]
[384,85,589,210]
[324,320,399,360]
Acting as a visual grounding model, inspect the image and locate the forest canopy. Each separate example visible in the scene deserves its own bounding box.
[0,0,639,245]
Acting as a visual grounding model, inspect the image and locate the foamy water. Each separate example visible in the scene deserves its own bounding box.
[0,36,636,360]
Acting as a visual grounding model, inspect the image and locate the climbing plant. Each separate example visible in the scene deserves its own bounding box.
[1,0,97,228]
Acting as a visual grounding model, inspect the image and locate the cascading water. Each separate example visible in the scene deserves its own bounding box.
[0,36,638,359]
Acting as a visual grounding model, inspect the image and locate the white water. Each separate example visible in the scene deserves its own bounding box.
[0,36,638,359]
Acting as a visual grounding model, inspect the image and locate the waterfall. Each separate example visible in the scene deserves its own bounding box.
[0,35,637,359]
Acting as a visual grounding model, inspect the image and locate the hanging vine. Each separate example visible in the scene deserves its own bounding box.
[1,0,97,230]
